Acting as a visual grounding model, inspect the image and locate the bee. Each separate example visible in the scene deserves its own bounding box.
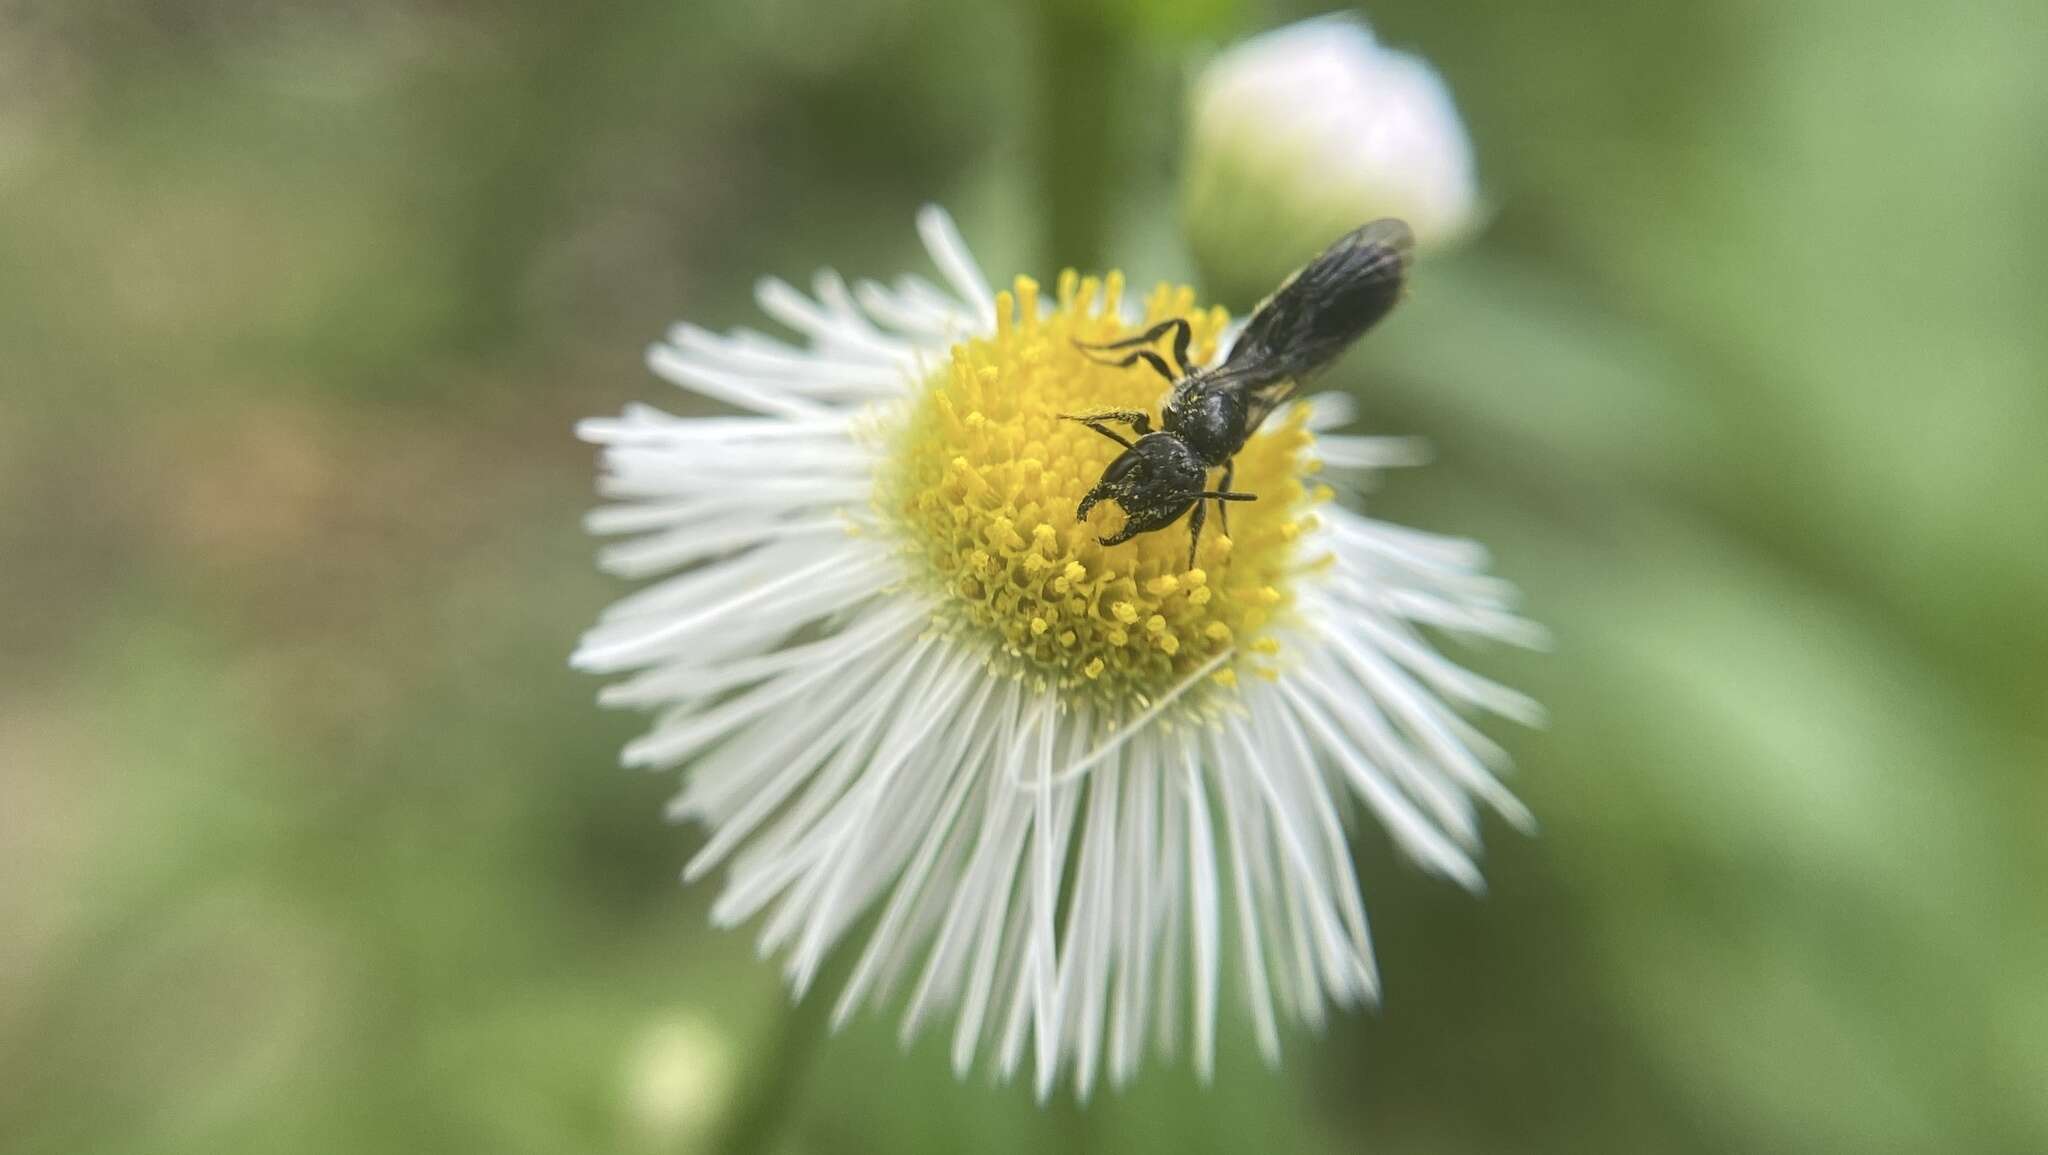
[1066,218,1415,569]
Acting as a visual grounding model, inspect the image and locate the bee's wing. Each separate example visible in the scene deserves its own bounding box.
[1212,219,1415,430]
[1237,379,1302,435]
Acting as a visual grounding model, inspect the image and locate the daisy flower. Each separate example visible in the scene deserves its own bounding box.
[574,207,1543,1100]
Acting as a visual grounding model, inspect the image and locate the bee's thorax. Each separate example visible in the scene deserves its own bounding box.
[1162,378,1252,468]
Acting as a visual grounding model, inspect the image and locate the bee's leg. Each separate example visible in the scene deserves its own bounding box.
[1216,461,1235,535]
[1074,317,1186,353]
[1076,422,1132,449]
[1075,318,1195,376]
[1060,410,1154,445]
[1097,522,1144,547]
[1186,495,1207,570]
[1077,481,1110,522]
[1072,346,1177,386]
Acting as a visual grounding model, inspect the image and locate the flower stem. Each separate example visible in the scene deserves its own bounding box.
[713,984,834,1155]
[1036,0,1121,272]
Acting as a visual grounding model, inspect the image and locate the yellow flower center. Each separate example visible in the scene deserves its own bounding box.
[878,270,1326,709]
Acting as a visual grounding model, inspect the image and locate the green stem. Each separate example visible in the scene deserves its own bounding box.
[1036,0,1121,273]
[713,986,834,1155]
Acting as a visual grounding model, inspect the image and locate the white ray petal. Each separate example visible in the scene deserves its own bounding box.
[1183,756,1221,1083]
[916,203,996,326]
[1209,744,1281,1064]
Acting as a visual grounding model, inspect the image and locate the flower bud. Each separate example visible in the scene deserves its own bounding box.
[1183,14,1481,304]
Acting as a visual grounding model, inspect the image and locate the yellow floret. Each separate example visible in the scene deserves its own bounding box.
[877,272,1313,706]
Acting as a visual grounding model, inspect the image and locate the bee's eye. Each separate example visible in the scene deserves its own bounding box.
[1101,450,1146,484]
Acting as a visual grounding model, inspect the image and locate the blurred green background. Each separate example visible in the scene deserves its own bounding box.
[4,0,2044,1152]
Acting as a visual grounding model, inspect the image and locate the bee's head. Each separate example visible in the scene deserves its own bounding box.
[1076,434,1205,546]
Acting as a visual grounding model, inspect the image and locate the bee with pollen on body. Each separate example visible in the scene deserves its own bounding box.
[1067,218,1415,568]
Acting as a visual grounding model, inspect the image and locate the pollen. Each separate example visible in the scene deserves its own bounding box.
[878,271,1317,707]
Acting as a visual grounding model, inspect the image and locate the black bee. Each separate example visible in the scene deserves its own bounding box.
[1066,218,1415,569]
